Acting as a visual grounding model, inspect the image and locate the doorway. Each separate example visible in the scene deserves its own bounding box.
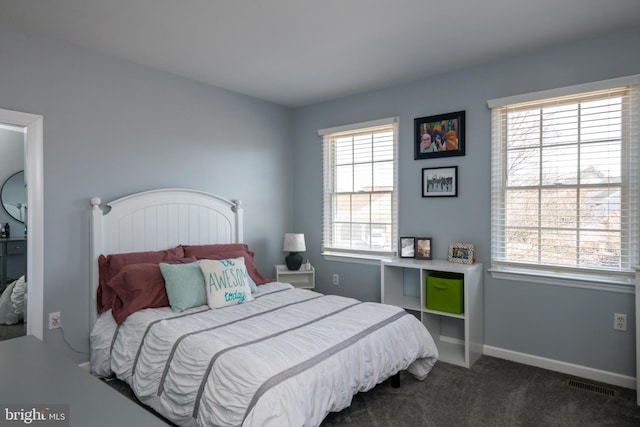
[0,108,43,340]
[0,125,26,339]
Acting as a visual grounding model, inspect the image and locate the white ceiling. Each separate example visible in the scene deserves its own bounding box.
[2,0,640,108]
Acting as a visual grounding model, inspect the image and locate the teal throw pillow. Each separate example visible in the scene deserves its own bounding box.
[160,261,207,312]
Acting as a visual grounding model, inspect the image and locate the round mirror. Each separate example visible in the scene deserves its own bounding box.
[1,171,26,223]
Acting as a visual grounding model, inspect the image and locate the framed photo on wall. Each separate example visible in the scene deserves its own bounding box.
[400,237,415,258]
[422,166,458,197]
[415,237,432,260]
[415,110,465,160]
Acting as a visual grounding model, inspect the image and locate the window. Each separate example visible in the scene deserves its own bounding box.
[319,117,398,259]
[489,77,639,284]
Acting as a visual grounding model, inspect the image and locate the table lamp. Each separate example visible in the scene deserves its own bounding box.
[283,233,306,270]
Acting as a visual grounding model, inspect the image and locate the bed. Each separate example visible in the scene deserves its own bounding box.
[88,188,439,427]
[0,275,26,325]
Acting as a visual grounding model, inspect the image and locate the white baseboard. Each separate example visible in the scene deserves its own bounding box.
[483,345,635,390]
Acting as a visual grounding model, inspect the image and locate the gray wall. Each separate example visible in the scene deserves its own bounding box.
[292,26,640,377]
[0,24,293,362]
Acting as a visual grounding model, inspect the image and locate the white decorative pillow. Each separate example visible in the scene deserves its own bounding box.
[199,257,255,309]
[0,281,20,325]
[10,275,26,317]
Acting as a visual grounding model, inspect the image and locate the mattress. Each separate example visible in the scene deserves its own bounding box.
[91,282,438,426]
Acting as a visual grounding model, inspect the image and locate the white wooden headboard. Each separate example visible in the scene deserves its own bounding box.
[89,188,243,329]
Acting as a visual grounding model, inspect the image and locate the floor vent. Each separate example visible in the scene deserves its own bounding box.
[567,379,617,397]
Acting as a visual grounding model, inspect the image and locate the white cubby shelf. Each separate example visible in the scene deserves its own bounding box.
[381,257,484,368]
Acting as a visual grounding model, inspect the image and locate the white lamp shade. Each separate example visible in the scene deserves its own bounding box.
[283,233,306,252]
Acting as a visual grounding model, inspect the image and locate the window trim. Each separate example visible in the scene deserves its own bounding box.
[319,117,399,262]
[487,75,640,287]
[317,117,397,137]
[487,75,640,109]
[322,252,389,266]
[488,266,634,294]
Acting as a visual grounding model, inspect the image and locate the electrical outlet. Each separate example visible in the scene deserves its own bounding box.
[49,312,61,330]
[332,274,339,286]
[614,313,627,331]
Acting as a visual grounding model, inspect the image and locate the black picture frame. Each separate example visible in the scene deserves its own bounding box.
[400,237,415,258]
[415,237,432,260]
[422,166,458,197]
[414,111,465,159]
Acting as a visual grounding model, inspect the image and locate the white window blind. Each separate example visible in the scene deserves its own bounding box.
[319,118,398,258]
[490,79,639,283]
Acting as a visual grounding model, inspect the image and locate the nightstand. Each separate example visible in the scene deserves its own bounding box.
[275,264,315,289]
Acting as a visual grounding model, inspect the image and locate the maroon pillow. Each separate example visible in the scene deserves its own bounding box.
[107,257,196,324]
[181,244,250,258]
[194,250,273,285]
[97,246,185,314]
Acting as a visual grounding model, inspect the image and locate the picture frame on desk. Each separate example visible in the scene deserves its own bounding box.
[400,237,415,258]
[415,237,432,260]
[448,243,474,264]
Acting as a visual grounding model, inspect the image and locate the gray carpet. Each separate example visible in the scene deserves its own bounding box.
[104,356,640,426]
[322,356,640,426]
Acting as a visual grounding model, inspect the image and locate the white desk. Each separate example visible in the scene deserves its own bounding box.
[0,336,168,426]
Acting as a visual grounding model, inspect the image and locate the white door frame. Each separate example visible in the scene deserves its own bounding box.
[0,108,43,339]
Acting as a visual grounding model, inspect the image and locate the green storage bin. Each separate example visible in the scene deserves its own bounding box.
[426,274,464,314]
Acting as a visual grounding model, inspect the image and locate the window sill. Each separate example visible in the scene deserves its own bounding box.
[489,266,635,294]
[322,251,391,266]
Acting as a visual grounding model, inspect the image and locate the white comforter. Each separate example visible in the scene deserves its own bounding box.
[90,283,438,427]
